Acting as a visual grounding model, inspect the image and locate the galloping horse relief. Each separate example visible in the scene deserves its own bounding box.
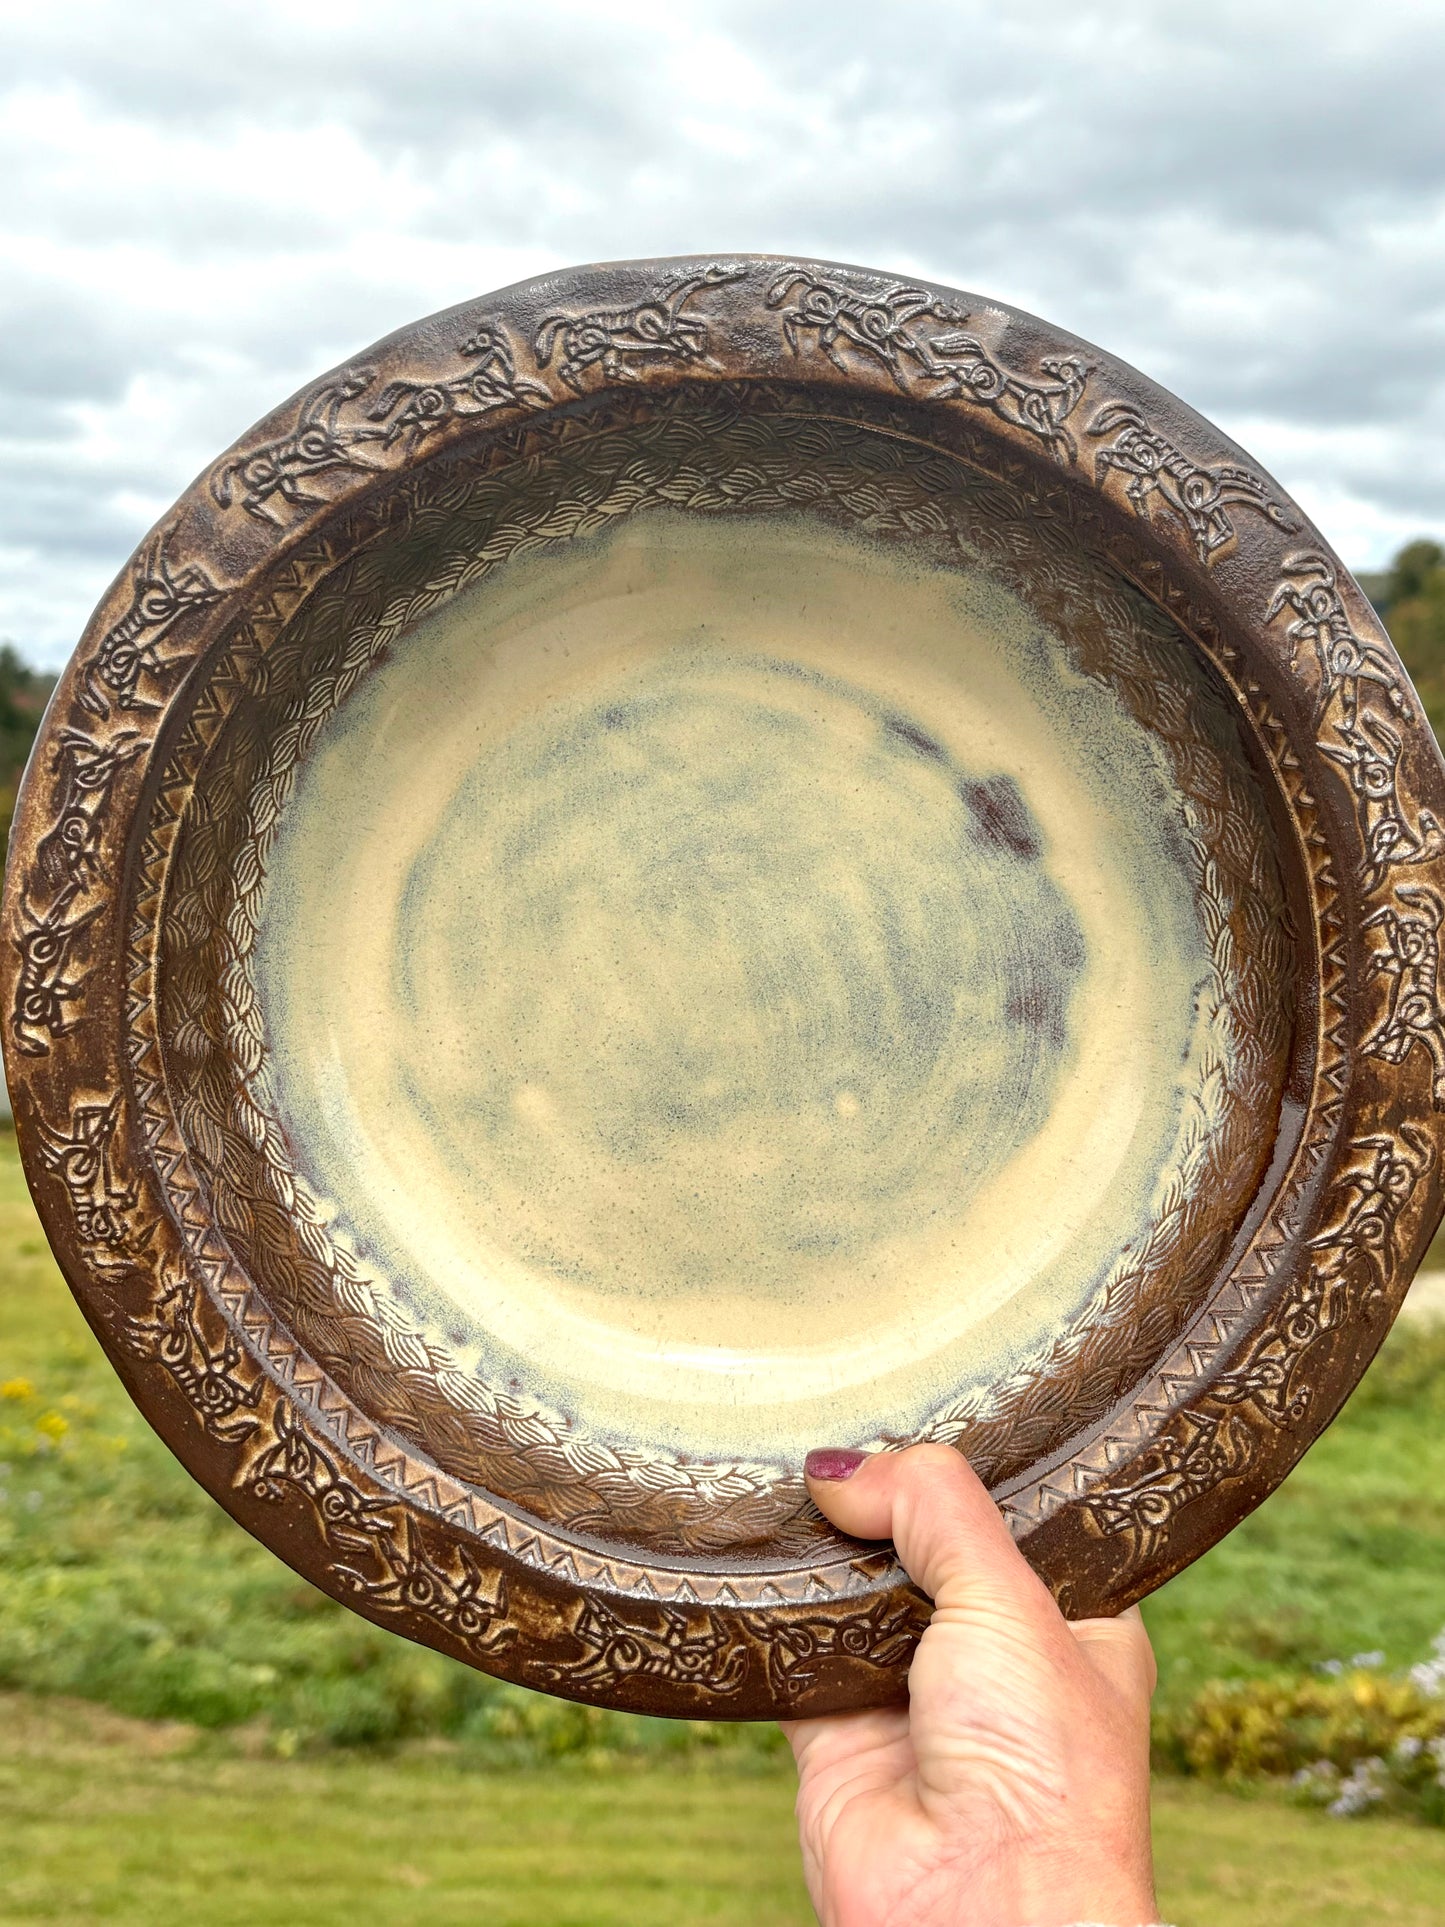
[1089,402,1296,565]
[535,264,748,392]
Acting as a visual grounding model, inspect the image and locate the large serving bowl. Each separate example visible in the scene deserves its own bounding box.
[6,256,1443,1718]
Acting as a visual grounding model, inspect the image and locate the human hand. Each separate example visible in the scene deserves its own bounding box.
[784,1444,1160,1927]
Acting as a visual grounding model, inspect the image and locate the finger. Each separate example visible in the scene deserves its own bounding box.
[804,1442,1064,1632]
[1069,1606,1158,1705]
[781,1704,910,1777]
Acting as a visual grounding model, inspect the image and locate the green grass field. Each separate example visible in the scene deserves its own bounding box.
[4,1130,1445,1922]
[6,1696,1445,1926]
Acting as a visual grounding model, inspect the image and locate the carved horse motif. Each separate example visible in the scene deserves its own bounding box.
[1089,403,1295,565]
[766,270,966,385]
[366,321,549,447]
[1362,885,1445,1107]
[535,264,746,392]
[1266,550,1404,727]
[1308,1125,1434,1295]
[1317,710,1445,887]
[81,529,222,717]
[210,371,379,524]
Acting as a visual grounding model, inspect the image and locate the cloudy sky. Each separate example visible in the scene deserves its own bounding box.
[4,0,1444,668]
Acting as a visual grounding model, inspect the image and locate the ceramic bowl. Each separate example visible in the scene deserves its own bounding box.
[6,256,1443,1717]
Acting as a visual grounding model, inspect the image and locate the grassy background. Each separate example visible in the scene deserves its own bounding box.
[7,1696,1445,1927]
[5,1132,1445,1920]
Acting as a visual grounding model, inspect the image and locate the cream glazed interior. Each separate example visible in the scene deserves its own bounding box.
[245,506,1288,1468]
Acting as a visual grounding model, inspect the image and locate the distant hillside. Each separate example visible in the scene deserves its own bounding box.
[1361,539,1445,744]
[0,646,56,857]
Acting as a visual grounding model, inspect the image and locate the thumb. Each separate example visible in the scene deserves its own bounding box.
[805,1442,1068,1637]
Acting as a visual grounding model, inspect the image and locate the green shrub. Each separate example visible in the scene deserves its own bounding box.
[1155,1650,1445,1824]
[1155,1665,1444,1779]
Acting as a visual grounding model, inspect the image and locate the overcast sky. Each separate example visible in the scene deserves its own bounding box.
[4,0,1444,668]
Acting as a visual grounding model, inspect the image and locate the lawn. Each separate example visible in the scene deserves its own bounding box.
[3,1129,1445,1921]
[5,1695,1445,1927]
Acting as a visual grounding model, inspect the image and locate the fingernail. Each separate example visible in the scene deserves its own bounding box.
[804,1447,867,1482]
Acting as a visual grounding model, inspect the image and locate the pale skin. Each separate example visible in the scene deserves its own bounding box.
[785,1444,1159,1927]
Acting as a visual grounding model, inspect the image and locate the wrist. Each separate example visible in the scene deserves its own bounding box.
[987,1836,1158,1927]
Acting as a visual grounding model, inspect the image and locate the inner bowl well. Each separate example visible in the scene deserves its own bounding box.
[158,396,1296,1550]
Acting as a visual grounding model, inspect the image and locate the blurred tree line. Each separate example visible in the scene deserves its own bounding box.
[0,646,56,855]
[1358,539,1445,742]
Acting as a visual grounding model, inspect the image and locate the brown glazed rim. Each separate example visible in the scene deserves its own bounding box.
[5,254,1445,1721]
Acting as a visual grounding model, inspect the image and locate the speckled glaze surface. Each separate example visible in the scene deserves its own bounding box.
[6,256,1445,1719]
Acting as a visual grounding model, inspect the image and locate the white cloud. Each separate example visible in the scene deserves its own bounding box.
[3,0,1444,661]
